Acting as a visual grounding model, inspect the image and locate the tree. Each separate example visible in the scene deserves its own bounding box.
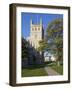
[22,37,29,59]
[38,39,49,52]
[46,18,63,66]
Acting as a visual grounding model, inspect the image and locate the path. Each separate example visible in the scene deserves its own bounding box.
[44,66,59,76]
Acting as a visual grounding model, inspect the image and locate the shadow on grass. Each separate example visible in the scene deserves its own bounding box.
[22,64,45,70]
[22,61,53,70]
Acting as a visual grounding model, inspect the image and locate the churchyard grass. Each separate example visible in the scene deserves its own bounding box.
[22,64,48,77]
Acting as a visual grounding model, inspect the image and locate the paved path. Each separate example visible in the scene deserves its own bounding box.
[44,66,59,76]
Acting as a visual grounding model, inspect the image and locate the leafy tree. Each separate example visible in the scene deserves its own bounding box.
[46,18,63,66]
[38,40,49,52]
[22,37,29,59]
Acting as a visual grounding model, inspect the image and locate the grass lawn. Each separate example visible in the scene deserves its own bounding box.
[22,61,63,77]
[48,61,63,75]
[22,64,48,77]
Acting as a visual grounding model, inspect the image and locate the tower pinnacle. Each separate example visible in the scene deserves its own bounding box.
[40,17,42,25]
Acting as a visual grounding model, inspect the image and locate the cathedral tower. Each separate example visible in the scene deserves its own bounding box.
[29,17,44,49]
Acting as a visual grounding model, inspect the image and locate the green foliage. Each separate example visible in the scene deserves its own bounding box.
[46,18,63,62]
[22,37,29,59]
[46,19,63,39]
[38,40,49,51]
[38,19,63,62]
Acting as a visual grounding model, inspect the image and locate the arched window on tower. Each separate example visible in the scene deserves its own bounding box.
[38,27,40,31]
[32,27,34,31]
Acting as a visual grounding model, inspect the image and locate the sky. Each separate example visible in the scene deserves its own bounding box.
[21,12,63,39]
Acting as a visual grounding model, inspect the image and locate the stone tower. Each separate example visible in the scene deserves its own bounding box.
[29,17,44,49]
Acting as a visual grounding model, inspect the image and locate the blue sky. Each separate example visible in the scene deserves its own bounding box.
[21,12,63,38]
